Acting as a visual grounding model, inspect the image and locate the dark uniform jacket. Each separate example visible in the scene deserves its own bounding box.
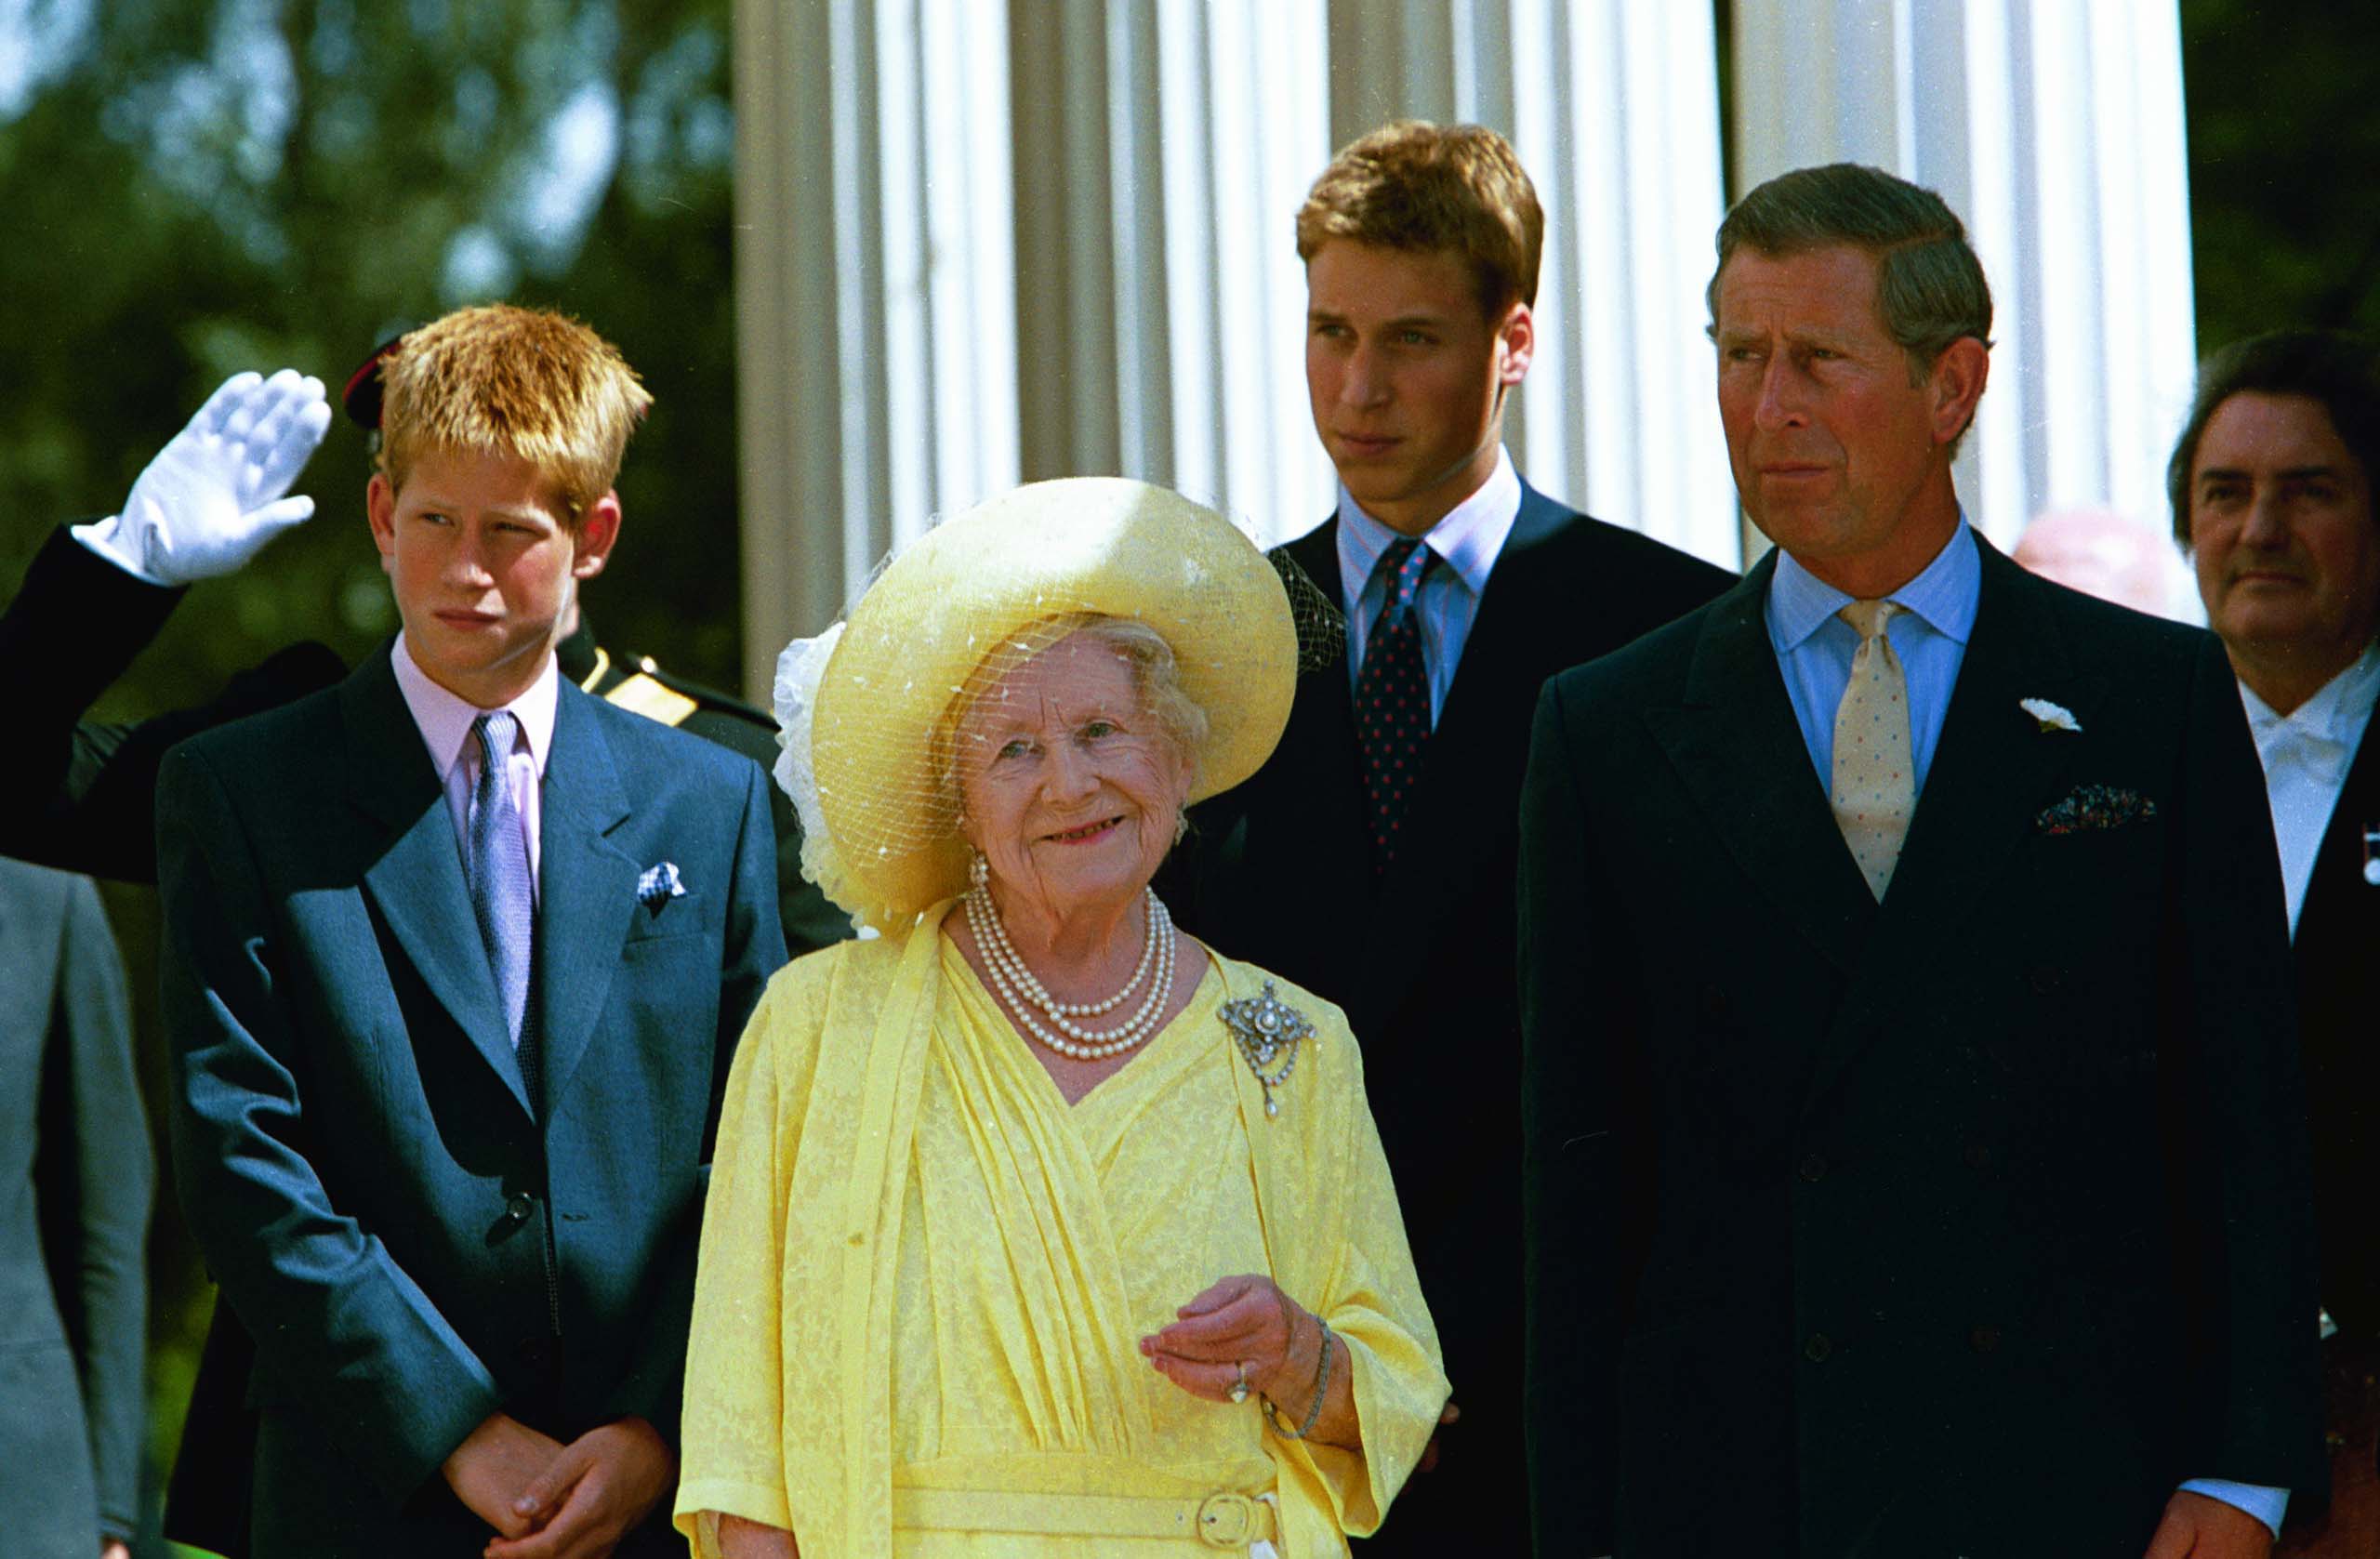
[1164,483,1731,1554]
[1519,540,2326,1557]
[1,523,340,879]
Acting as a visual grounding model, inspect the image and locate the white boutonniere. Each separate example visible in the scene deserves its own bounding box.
[2019,697,2081,733]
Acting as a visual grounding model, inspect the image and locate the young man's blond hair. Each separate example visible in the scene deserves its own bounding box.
[378,305,652,521]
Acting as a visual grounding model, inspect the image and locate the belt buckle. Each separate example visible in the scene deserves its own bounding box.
[1197,1491,1256,1548]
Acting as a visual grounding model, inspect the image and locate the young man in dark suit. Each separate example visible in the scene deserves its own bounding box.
[1163,121,1731,1553]
[2172,331,2380,1554]
[1520,163,2323,1558]
[159,305,784,1558]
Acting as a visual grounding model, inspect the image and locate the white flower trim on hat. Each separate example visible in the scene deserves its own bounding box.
[772,621,866,930]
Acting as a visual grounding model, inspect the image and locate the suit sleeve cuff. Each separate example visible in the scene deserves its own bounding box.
[69,516,169,585]
[2179,1478,2287,1539]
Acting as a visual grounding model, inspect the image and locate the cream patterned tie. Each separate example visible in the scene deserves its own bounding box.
[1831,600,1913,900]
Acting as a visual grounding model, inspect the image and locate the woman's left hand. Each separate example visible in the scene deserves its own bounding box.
[1140,1273,1318,1406]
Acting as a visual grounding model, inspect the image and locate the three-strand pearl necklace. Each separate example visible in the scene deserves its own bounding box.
[964,876,1178,1060]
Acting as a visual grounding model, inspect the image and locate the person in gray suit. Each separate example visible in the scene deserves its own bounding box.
[0,857,151,1559]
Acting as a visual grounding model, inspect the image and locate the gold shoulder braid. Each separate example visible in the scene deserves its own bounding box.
[1220,983,1313,1117]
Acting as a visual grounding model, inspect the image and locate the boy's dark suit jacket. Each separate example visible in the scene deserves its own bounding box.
[1519,540,2326,1557]
[1163,484,1731,1552]
[157,642,783,1558]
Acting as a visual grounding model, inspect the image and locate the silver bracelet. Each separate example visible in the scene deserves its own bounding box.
[1264,1316,1334,1442]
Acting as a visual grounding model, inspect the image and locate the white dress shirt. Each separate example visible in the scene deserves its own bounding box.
[2240,641,2380,938]
[390,634,558,902]
[1335,445,1523,728]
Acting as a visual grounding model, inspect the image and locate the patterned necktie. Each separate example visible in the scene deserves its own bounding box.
[1831,600,1914,901]
[469,711,539,1104]
[1355,537,1435,873]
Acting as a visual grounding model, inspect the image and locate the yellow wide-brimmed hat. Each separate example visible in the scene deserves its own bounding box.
[781,478,1296,931]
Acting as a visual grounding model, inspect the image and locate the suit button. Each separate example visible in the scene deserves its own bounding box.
[1970,1325,2001,1354]
[1804,1333,1833,1364]
[1798,1153,1828,1183]
[1699,986,1731,1020]
[2029,964,2066,995]
[506,1192,536,1223]
[1964,1143,1991,1169]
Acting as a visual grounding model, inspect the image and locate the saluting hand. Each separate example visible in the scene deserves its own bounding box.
[82,367,331,585]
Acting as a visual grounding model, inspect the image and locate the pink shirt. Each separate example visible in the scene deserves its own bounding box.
[390,634,558,900]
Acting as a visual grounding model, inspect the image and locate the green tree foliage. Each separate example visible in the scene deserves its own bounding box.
[2184,0,2380,349]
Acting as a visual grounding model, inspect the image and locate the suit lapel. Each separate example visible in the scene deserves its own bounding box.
[344,649,532,1117]
[1806,545,2105,1098]
[1645,554,1877,977]
[532,686,639,1115]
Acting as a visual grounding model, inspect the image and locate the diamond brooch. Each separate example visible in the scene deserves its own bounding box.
[1221,982,1315,1117]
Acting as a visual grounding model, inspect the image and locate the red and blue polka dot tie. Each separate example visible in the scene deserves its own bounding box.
[1355,537,1435,875]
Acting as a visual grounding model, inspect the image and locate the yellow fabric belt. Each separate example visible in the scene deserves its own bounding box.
[891,1486,1278,1548]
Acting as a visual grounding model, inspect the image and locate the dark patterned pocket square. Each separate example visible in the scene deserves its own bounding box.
[2036,785,2158,836]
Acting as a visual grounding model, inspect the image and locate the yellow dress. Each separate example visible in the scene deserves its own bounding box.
[674,902,1448,1558]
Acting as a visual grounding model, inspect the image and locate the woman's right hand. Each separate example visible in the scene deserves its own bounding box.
[719,1513,800,1558]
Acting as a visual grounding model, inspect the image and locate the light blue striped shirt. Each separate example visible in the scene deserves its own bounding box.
[1764,518,2288,1539]
[1334,446,1523,728]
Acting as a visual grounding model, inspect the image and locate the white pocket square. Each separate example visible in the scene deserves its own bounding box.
[637,861,688,915]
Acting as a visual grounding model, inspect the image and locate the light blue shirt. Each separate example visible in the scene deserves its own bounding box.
[1762,518,2288,1539]
[1335,445,1522,728]
[1764,521,1979,799]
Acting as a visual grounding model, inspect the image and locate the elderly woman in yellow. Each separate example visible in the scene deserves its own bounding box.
[673,479,1447,1559]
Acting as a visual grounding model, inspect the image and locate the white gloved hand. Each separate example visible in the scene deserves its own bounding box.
[74,368,335,586]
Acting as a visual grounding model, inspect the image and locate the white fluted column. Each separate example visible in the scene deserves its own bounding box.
[733,0,1020,694]
[1730,0,2197,554]
[1010,0,1335,539]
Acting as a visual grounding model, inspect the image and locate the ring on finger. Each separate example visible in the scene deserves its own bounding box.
[1227,1360,1250,1405]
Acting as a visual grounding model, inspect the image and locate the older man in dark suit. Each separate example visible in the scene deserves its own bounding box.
[2169,331,2380,1555]
[0,859,149,1559]
[1520,164,2324,1558]
[1163,121,1730,1553]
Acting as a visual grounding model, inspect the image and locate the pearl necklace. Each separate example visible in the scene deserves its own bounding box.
[964,876,1178,1061]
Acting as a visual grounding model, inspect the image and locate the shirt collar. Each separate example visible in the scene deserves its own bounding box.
[2240,639,2380,743]
[391,631,560,781]
[1767,517,1982,653]
[1335,444,1522,601]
